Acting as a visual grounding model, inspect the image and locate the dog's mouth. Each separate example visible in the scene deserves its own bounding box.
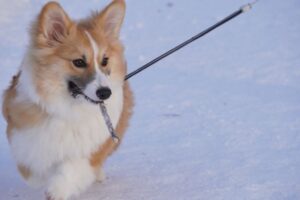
[68,81,102,105]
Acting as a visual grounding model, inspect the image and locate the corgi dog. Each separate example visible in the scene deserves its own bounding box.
[2,0,133,199]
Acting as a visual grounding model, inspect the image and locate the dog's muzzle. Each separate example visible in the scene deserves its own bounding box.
[68,81,111,104]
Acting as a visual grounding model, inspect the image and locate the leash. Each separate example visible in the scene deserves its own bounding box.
[102,2,258,143]
[125,2,257,81]
[99,101,120,143]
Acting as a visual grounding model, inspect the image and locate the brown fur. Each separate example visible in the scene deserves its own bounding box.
[17,165,31,180]
[2,73,19,140]
[3,72,48,142]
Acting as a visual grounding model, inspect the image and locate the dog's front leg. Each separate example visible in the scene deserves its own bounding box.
[46,159,96,200]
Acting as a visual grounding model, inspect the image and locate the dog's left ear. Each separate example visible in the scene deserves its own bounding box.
[37,2,72,45]
[97,0,126,39]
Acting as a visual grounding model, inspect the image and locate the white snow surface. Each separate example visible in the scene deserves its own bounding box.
[1,0,300,199]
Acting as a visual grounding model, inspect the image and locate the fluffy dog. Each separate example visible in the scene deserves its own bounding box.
[2,0,133,199]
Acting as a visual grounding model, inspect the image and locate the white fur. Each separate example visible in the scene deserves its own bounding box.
[11,101,110,176]
[95,168,106,182]
[16,55,42,106]
[10,42,124,199]
[47,159,96,199]
[84,31,110,101]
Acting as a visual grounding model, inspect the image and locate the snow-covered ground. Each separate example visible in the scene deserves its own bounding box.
[1,0,300,199]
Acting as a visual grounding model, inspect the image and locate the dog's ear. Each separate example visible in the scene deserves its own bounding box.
[96,0,126,39]
[37,2,72,44]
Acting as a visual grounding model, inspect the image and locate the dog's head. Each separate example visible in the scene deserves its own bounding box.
[28,0,126,105]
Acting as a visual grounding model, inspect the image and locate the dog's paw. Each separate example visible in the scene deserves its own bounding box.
[45,192,52,200]
[46,159,96,200]
[96,168,106,182]
[46,185,67,200]
[45,192,63,200]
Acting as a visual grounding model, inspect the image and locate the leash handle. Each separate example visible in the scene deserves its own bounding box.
[125,3,254,81]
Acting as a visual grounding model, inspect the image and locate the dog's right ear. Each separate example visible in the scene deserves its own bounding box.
[37,2,72,45]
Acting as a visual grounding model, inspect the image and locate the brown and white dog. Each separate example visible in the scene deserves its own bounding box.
[2,0,133,199]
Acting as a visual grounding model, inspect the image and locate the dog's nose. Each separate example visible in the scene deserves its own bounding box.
[96,87,112,100]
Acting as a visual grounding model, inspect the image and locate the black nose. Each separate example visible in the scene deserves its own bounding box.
[96,87,112,100]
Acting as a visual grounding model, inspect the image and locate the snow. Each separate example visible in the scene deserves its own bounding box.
[1,0,300,199]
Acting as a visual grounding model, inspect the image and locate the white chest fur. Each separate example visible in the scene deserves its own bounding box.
[10,87,123,176]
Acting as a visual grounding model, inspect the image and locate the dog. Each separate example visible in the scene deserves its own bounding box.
[2,0,133,199]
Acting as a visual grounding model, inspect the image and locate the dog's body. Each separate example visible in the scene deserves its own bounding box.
[2,1,133,199]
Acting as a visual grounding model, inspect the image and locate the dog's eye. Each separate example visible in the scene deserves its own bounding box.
[72,59,87,68]
[101,57,109,67]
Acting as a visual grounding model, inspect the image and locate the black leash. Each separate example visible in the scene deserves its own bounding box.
[125,3,255,81]
[104,3,257,143]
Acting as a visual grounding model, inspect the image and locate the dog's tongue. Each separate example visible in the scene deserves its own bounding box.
[99,101,120,143]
